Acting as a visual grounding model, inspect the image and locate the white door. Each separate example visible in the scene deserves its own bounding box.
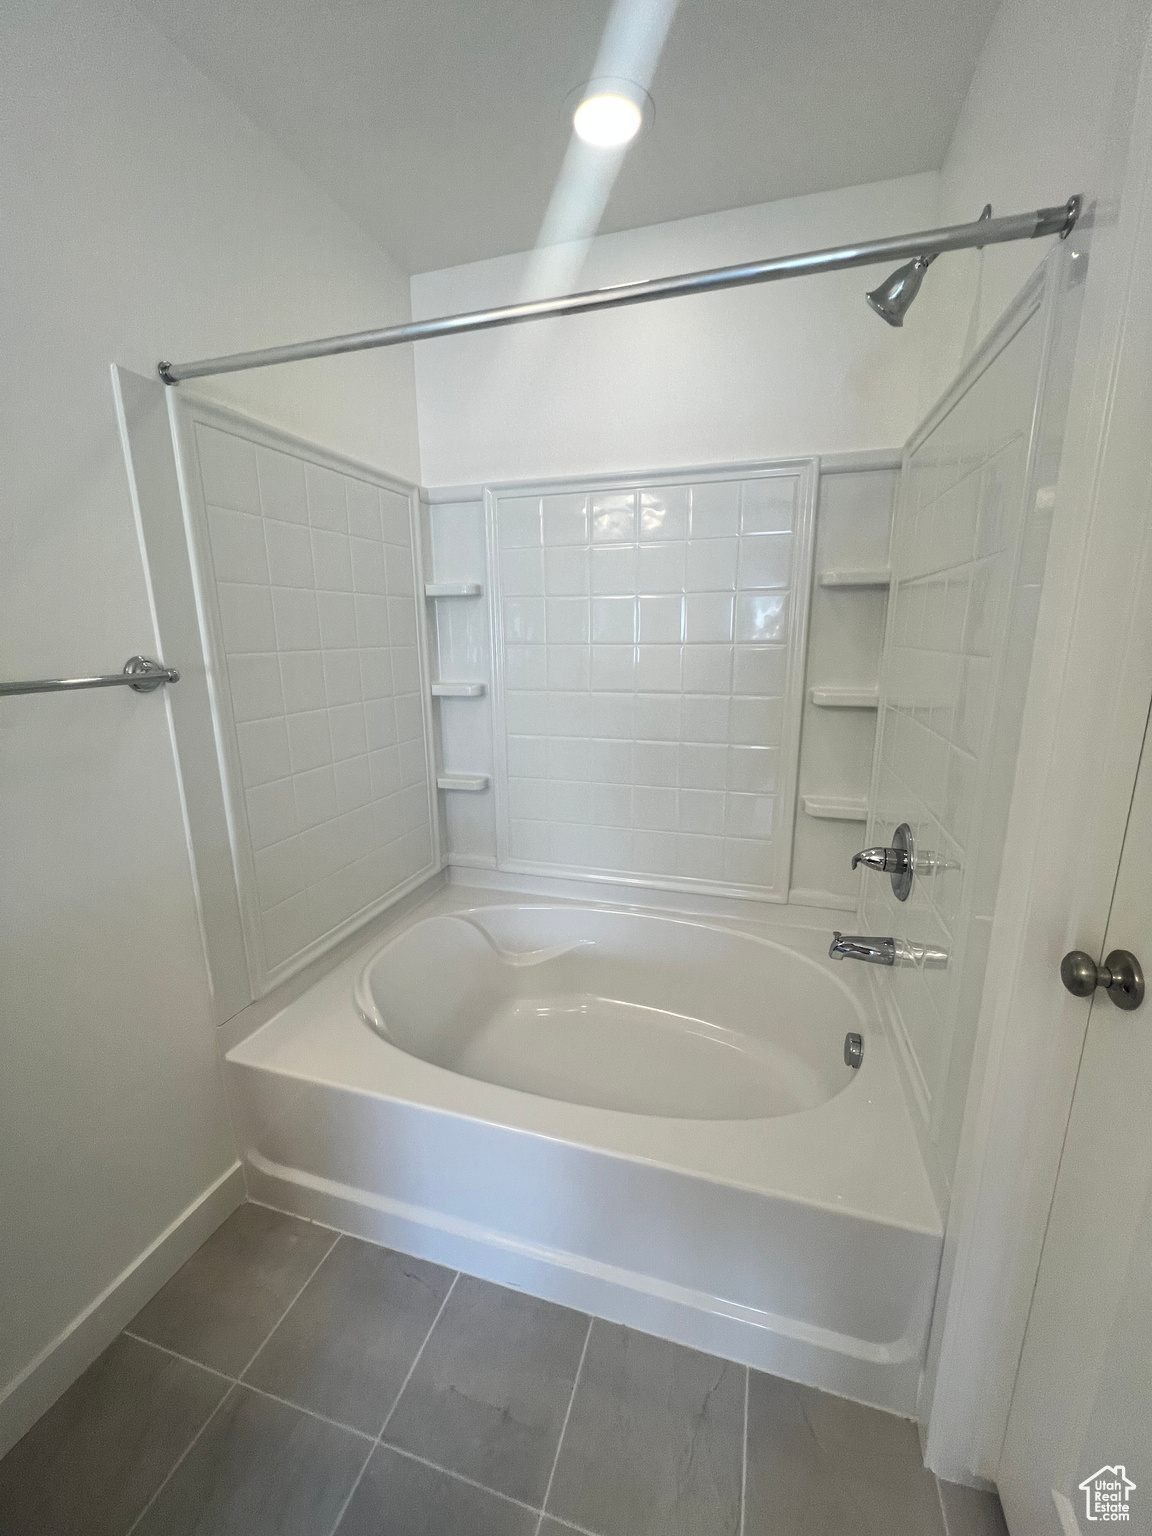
[999,704,1152,1533]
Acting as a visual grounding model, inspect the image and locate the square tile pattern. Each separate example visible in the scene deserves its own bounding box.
[863,301,1047,1132]
[193,421,434,985]
[495,475,801,896]
[0,1202,1005,1536]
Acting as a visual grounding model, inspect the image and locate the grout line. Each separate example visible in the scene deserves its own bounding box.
[235,1381,375,1442]
[125,1231,340,1535]
[533,1315,594,1536]
[935,1474,951,1536]
[121,1332,236,1386]
[125,1384,237,1535]
[375,1442,543,1517]
[740,1364,749,1536]
[376,1270,459,1441]
[237,1232,341,1384]
[533,1512,602,1536]
[322,1433,378,1536]
[322,1270,461,1536]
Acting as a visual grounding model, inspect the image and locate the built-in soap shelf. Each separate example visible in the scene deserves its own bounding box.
[437,774,490,792]
[817,569,891,589]
[809,687,879,709]
[802,795,868,822]
[424,582,483,598]
[430,681,486,698]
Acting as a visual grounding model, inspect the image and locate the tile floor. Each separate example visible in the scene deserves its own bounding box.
[0,1203,1009,1536]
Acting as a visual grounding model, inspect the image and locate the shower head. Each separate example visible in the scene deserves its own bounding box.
[866,253,936,327]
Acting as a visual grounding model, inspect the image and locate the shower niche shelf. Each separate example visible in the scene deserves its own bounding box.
[802,795,868,822]
[818,569,891,589]
[437,774,490,792]
[430,681,487,698]
[809,687,879,709]
[425,582,483,598]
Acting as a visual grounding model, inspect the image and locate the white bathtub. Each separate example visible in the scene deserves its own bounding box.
[224,882,942,1413]
[356,905,858,1120]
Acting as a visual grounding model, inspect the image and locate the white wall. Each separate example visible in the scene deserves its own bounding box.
[0,0,419,1449]
[412,174,940,488]
[917,0,1139,408]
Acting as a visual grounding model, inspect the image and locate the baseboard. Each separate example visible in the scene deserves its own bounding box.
[0,1161,245,1459]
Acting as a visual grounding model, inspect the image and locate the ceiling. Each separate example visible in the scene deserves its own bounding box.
[136,0,999,274]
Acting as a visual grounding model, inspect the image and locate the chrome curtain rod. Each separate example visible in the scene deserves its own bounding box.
[0,656,180,699]
[159,196,1080,385]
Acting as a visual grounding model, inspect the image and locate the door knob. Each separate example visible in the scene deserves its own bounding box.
[1060,949,1145,1010]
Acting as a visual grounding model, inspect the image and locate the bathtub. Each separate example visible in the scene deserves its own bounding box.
[224,882,942,1413]
[356,904,859,1120]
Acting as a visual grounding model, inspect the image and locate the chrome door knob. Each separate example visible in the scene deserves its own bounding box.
[1060,949,1145,1010]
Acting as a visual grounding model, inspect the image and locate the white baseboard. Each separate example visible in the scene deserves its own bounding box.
[0,1161,245,1459]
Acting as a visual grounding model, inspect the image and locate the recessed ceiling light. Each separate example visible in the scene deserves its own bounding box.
[567,78,651,149]
[573,91,643,147]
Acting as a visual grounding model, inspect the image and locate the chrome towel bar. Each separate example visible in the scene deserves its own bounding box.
[0,655,180,698]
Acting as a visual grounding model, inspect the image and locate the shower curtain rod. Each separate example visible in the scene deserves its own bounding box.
[158,195,1080,385]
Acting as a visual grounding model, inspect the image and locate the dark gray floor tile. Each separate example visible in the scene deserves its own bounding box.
[244,1238,454,1433]
[382,1275,589,1507]
[128,1203,334,1375]
[0,1333,227,1536]
[333,1445,538,1536]
[938,1479,1010,1536]
[545,1321,743,1536]
[744,1370,947,1536]
[133,1384,368,1536]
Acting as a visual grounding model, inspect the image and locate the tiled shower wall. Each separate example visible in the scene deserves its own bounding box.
[182,410,436,995]
[489,469,814,898]
[428,461,896,906]
[862,257,1075,1205]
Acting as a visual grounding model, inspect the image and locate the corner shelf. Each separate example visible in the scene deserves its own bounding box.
[431,681,487,698]
[802,795,868,822]
[425,582,483,598]
[437,774,490,792]
[809,687,879,709]
[818,569,891,589]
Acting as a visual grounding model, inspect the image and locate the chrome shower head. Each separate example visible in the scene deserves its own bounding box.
[866,253,936,327]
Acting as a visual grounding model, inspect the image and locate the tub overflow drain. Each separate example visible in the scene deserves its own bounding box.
[844,1032,863,1069]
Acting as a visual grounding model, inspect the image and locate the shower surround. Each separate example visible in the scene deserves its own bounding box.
[174,401,439,997]
[123,243,1071,1429]
[143,388,922,1409]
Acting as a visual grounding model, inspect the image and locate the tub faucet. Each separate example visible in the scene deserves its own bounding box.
[829,932,896,965]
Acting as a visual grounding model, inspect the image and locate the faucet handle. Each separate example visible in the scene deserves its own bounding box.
[852,822,915,901]
[851,846,908,873]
